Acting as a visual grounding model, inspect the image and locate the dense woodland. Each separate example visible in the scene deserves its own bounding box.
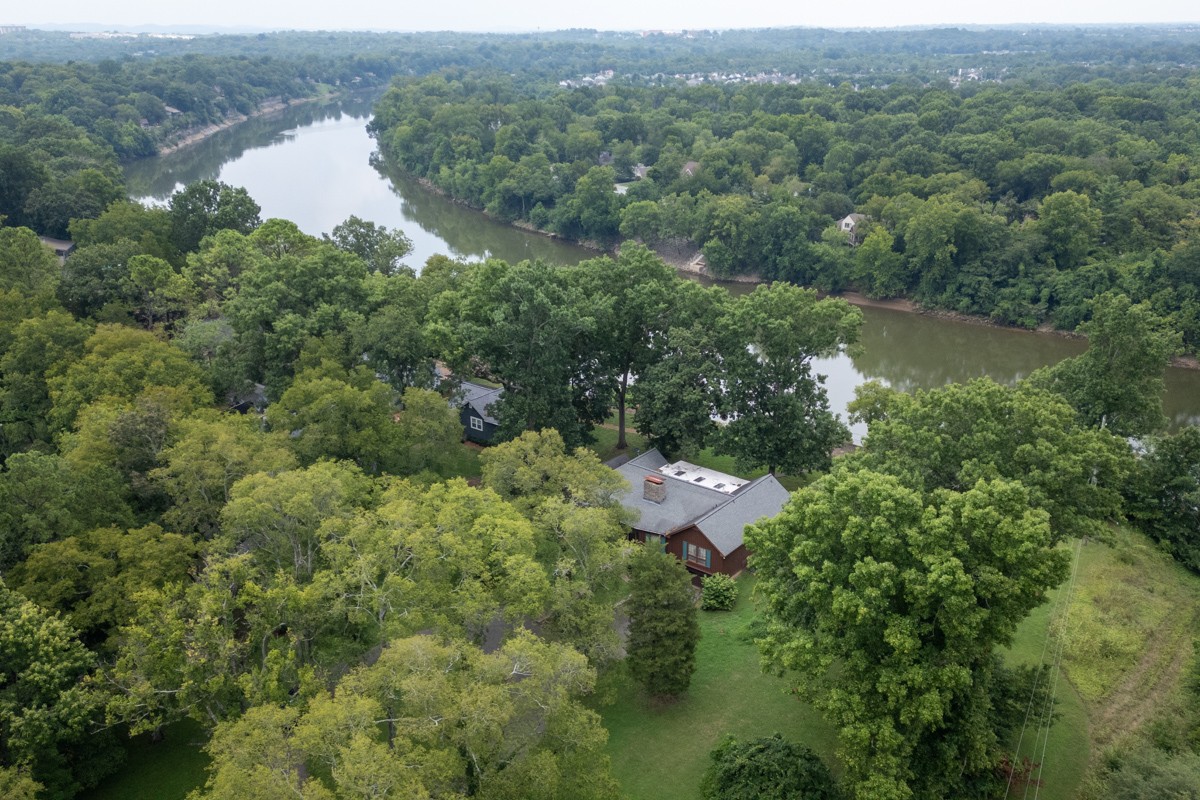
[0,25,1199,800]
[371,70,1200,352]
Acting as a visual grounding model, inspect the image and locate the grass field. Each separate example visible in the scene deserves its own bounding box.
[595,574,838,800]
[79,719,209,800]
[1003,541,1091,800]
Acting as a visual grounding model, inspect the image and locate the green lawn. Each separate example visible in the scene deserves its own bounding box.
[595,575,838,800]
[440,440,483,480]
[80,719,210,800]
[1003,542,1090,800]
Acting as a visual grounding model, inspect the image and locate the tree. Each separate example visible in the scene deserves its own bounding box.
[10,524,198,651]
[854,226,908,298]
[194,632,620,800]
[0,452,131,572]
[0,226,60,297]
[47,324,211,433]
[480,429,631,664]
[479,428,628,517]
[222,229,369,394]
[0,579,114,799]
[700,734,838,800]
[265,364,403,474]
[1030,292,1180,437]
[118,254,195,329]
[717,283,862,475]
[218,460,374,583]
[0,310,91,455]
[1126,426,1200,572]
[151,413,298,537]
[631,324,723,459]
[434,259,609,448]
[168,180,261,254]
[325,215,413,275]
[747,470,1069,800]
[577,244,680,450]
[849,378,1130,542]
[625,547,699,698]
[393,386,463,476]
[1036,190,1100,269]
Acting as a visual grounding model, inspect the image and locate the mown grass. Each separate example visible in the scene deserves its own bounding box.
[595,574,838,800]
[1003,542,1091,800]
[79,719,209,800]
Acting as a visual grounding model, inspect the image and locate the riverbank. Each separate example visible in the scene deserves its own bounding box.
[155,95,325,157]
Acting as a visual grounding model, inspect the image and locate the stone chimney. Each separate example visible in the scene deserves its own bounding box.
[643,474,666,503]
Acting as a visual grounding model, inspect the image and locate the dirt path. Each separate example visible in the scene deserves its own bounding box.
[1086,611,1197,751]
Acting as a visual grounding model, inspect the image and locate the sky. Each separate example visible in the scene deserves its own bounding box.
[5,0,1199,33]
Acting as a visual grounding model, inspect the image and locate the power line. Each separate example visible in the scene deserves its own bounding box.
[1004,537,1083,800]
[1027,538,1085,800]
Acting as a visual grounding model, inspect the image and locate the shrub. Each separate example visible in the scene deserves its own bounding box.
[700,734,839,800]
[701,573,738,611]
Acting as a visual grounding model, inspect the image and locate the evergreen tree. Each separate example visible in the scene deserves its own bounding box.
[626,547,699,697]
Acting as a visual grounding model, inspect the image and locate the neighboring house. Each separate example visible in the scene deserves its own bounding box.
[837,213,867,244]
[681,160,701,178]
[457,381,503,444]
[614,449,790,577]
[38,236,75,263]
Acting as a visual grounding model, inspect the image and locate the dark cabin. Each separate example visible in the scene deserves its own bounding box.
[614,449,790,578]
[458,381,503,445]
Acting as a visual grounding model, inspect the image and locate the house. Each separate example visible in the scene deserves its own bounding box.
[38,236,75,263]
[680,161,701,178]
[837,213,867,243]
[457,381,503,444]
[614,449,790,577]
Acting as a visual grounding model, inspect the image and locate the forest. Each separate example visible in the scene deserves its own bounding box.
[371,69,1200,353]
[0,23,1199,800]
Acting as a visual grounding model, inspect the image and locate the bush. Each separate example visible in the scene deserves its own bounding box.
[700,734,839,800]
[701,573,738,611]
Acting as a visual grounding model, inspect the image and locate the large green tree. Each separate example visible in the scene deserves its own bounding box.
[433,259,609,448]
[480,429,631,665]
[1126,426,1200,572]
[193,632,620,800]
[0,579,115,799]
[848,378,1130,541]
[717,282,862,475]
[748,470,1069,800]
[1030,291,1180,437]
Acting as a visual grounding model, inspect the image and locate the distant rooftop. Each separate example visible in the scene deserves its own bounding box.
[657,460,746,494]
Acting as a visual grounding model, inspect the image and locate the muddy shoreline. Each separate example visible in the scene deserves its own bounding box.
[154,95,327,157]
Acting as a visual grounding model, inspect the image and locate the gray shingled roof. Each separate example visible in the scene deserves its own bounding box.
[614,448,790,556]
[694,474,791,556]
[459,381,503,425]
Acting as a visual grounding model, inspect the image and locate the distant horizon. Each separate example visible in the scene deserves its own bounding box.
[2,0,1198,37]
[8,20,1200,37]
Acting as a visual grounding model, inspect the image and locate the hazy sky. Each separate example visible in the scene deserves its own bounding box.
[6,0,1198,32]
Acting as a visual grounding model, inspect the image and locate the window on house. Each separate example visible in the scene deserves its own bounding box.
[645,533,666,553]
[685,542,712,568]
[470,416,484,431]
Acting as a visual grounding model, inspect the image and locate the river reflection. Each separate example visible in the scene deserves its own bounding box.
[125,93,1200,436]
[125,93,592,269]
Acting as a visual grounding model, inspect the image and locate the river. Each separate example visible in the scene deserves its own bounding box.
[125,94,1200,437]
